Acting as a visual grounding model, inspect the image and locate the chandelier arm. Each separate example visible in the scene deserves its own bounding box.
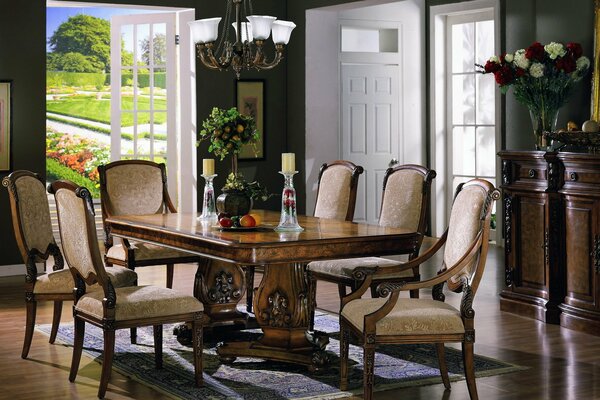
[253,43,285,70]
[197,43,234,70]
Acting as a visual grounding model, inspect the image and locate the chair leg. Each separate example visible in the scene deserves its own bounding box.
[49,301,63,344]
[462,341,479,400]
[130,328,137,344]
[98,328,116,399]
[192,318,204,387]
[153,325,163,369]
[69,317,85,382]
[436,343,451,389]
[363,344,376,400]
[21,299,37,359]
[245,266,255,313]
[309,276,317,331]
[166,263,174,289]
[339,323,350,391]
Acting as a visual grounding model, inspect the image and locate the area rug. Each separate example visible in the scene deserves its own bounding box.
[36,311,526,399]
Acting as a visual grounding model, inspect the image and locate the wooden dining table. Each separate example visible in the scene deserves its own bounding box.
[106,209,420,370]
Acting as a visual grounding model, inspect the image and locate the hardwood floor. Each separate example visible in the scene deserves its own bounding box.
[1,246,600,399]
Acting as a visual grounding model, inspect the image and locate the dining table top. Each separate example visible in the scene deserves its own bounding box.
[106,209,420,265]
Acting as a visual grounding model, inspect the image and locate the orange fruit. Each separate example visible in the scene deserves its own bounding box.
[236,124,245,133]
[248,213,261,226]
[240,214,256,228]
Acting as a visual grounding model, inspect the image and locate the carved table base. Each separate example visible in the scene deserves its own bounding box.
[216,263,330,370]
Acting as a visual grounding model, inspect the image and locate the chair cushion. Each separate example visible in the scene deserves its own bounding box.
[106,241,193,262]
[308,257,414,279]
[379,169,424,231]
[33,267,137,294]
[75,285,203,321]
[314,165,352,220]
[342,298,464,336]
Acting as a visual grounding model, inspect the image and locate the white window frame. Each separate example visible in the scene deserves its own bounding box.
[429,0,501,238]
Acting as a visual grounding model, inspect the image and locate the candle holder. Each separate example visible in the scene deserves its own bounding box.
[199,174,218,223]
[275,171,304,232]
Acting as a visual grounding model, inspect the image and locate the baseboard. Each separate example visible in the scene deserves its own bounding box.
[0,263,44,277]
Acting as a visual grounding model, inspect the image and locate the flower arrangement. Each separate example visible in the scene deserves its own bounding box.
[477,41,590,147]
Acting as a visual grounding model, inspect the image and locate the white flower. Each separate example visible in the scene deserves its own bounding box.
[513,49,530,69]
[504,53,514,63]
[489,55,499,63]
[577,56,590,71]
[529,62,545,78]
[544,42,566,60]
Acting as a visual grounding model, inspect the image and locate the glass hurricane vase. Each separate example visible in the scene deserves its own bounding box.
[275,171,303,232]
[529,107,560,151]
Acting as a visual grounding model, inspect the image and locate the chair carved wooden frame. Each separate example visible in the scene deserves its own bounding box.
[3,171,68,358]
[50,180,205,399]
[339,179,500,400]
[307,164,435,330]
[99,160,200,288]
[244,160,364,313]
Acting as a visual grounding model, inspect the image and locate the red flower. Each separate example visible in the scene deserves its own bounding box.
[283,188,294,198]
[566,42,583,58]
[515,67,526,77]
[556,55,576,73]
[484,60,500,73]
[525,42,545,61]
[494,65,514,86]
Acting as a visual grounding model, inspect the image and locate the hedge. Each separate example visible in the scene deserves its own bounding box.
[46,115,166,141]
[47,71,166,89]
[46,158,101,198]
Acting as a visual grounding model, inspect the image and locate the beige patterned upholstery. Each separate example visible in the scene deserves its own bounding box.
[33,266,137,294]
[308,257,413,279]
[107,241,192,262]
[55,189,102,281]
[342,298,464,336]
[76,285,203,321]
[379,169,424,230]
[444,185,486,283]
[105,164,165,216]
[314,165,353,220]
[14,175,54,253]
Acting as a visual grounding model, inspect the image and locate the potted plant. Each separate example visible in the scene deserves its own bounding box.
[198,107,270,216]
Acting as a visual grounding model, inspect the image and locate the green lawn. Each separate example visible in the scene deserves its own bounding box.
[47,95,167,127]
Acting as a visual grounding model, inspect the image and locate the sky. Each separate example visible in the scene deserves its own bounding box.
[46,7,161,52]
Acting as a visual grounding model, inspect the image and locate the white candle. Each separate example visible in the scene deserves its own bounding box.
[282,153,295,173]
[203,159,215,176]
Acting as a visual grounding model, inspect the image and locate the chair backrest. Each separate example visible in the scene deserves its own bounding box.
[378,164,436,234]
[2,171,57,264]
[49,180,109,292]
[314,160,364,221]
[98,160,175,219]
[443,179,499,293]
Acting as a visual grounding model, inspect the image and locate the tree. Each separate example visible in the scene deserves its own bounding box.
[48,14,110,72]
[47,52,97,73]
[141,33,167,66]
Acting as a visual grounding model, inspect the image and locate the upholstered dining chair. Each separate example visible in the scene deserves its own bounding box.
[2,171,138,359]
[49,180,205,399]
[244,160,364,314]
[339,179,499,400]
[99,160,200,288]
[307,164,435,328]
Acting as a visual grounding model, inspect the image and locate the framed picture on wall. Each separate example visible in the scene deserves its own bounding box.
[0,80,12,172]
[236,80,265,160]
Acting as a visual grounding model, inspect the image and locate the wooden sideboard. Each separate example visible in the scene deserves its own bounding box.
[499,150,600,335]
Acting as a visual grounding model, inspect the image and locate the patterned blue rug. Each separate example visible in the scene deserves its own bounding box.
[37,312,526,399]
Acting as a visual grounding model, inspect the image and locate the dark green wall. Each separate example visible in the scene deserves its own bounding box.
[0,0,596,266]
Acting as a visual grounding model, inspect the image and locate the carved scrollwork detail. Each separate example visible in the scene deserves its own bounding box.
[305,331,329,350]
[352,266,377,281]
[543,229,550,265]
[591,235,600,274]
[25,253,37,284]
[208,270,241,304]
[464,329,475,343]
[48,243,64,271]
[547,161,559,190]
[261,290,292,328]
[505,266,513,287]
[432,281,445,302]
[366,333,376,344]
[502,160,512,185]
[105,280,116,309]
[25,291,34,302]
[460,280,475,319]
[103,319,116,330]
[311,350,329,367]
[504,195,512,254]
[376,281,405,297]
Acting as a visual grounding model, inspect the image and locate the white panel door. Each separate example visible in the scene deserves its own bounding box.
[110,12,178,200]
[341,64,400,224]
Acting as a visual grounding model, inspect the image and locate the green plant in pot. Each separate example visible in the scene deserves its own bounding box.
[199,107,271,217]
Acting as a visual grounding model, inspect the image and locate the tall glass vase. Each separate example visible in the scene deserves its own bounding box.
[529,107,560,151]
[275,171,304,232]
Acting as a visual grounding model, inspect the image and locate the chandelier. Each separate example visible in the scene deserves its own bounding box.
[188,0,295,79]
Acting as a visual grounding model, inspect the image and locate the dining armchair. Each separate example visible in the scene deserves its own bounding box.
[339,179,499,400]
[49,180,205,399]
[99,160,200,288]
[307,164,435,328]
[2,170,137,359]
[244,160,364,314]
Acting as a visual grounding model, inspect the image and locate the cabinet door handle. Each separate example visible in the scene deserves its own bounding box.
[528,169,536,178]
[592,235,600,273]
[570,172,578,181]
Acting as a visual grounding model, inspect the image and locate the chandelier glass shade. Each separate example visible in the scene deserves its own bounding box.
[188,0,295,78]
